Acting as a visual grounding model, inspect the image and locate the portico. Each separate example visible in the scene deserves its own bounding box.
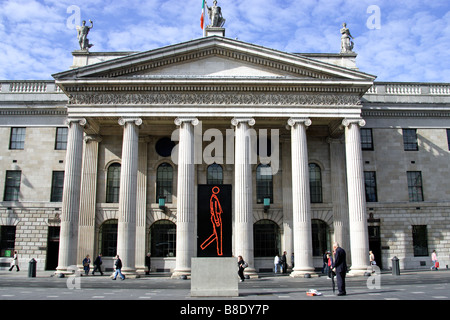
[52,35,375,277]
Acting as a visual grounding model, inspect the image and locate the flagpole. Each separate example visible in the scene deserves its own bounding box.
[202,0,206,37]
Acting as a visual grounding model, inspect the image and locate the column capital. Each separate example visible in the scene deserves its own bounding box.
[231,117,255,127]
[342,118,366,128]
[287,118,312,128]
[174,117,199,126]
[65,118,87,127]
[84,134,102,144]
[118,117,143,126]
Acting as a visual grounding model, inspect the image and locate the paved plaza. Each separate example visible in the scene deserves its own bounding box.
[0,269,448,301]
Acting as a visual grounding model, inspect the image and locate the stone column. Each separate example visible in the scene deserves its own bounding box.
[342,118,370,274]
[327,137,351,263]
[172,117,198,278]
[281,137,294,270]
[77,135,102,269]
[56,118,86,274]
[287,118,315,277]
[117,118,142,275]
[232,117,257,277]
[135,138,148,273]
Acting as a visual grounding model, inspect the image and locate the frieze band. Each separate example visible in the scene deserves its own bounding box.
[68,92,361,107]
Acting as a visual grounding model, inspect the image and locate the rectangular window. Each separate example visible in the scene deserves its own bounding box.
[364,171,378,202]
[361,128,374,150]
[9,128,26,150]
[403,129,418,151]
[412,225,428,257]
[0,226,16,257]
[55,127,68,150]
[4,171,21,201]
[407,171,424,202]
[50,171,65,202]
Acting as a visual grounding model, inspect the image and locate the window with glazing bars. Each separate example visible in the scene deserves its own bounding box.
[407,171,423,202]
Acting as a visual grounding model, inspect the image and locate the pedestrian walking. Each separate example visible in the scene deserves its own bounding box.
[274,254,280,273]
[8,251,20,272]
[332,242,347,296]
[326,251,333,279]
[145,252,151,275]
[237,255,248,282]
[92,253,104,275]
[431,250,439,270]
[82,255,91,275]
[112,255,125,280]
[369,250,376,272]
[281,251,288,274]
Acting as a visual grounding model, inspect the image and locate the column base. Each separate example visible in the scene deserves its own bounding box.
[171,269,191,279]
[290,268,318,278]
[348,266,371,277]
[244,267,259,279]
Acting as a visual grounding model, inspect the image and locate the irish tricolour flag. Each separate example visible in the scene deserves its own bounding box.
[201,0,206,29]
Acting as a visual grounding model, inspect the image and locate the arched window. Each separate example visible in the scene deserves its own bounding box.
[253,220,280,257]
[207,163,223,185]
[311,219,330,256]
[256,164,273,204]
[156,163,173,203]
[106,163,121,203]
[149,220,176,257]
[98,219,118,257]
[309,163,322,203]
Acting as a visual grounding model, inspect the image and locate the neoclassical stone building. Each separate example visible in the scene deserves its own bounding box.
[1,32,449,275]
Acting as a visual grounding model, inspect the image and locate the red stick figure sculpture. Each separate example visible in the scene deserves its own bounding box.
[200,186,223,256]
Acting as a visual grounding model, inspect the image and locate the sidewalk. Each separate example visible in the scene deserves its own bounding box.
[0,268,448,301]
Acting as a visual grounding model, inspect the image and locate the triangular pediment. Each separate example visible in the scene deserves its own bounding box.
[53,36,376,83]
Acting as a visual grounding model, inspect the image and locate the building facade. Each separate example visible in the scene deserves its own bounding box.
[1,34,449,275]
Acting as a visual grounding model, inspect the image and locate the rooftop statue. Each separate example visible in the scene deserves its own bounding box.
[340,22,354,53]
[77,20,94,51]
[206,0,226,28]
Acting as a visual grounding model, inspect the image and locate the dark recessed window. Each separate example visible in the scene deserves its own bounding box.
[253,220,280,257]
[98,220,118,257]
[155,137,175,157]
[207,163,223,185]
[156,163,173,203]
[50,171,64,202]
[150,220,176,257]
[9,128,26,150]
[412,225,428,257]
[55,127,68,150]
[403,129,418,151]
[309,163,322,203]
[407,171,423,202]
[256,164,273,204]
[364,171,378,202]
[361,128,374,150]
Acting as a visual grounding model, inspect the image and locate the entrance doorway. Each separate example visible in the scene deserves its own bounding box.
[368,226,382,269]
[46,226,60,270]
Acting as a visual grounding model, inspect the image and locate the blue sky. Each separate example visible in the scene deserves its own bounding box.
[0,0,449,82]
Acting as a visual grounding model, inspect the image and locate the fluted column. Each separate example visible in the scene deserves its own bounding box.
[232,117,257,276]
[117,117,142,274]
[77,134,102,269]
[327,137,351,264]
[172,117,198,278]
[288,118,315,277]
[342,118,370,274]
[56,118,86,274]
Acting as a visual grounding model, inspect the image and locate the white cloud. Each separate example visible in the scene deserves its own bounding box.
[0,0,448,82]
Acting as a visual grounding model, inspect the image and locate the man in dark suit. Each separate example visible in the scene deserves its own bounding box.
[332,242,347,296]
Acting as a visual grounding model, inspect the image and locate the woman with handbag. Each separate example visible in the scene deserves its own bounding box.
[237,255,248,282]
[8,251,20,272]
